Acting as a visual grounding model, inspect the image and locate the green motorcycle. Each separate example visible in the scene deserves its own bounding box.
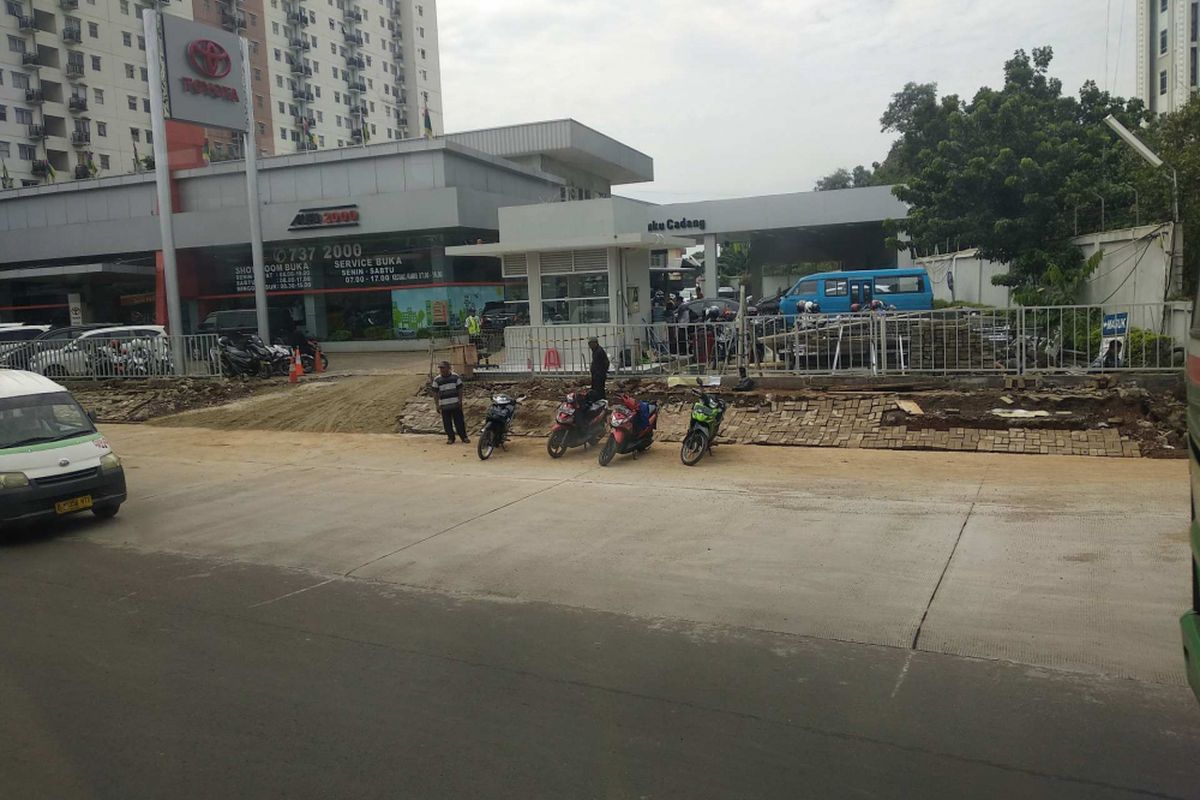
[680,388,727,466]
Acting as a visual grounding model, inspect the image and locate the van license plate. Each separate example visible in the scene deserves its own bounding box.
[55,496,93,514]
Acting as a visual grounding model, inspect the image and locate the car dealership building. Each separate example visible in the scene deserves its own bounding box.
[0,118,910,343]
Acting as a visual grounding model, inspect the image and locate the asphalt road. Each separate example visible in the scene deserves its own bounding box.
[2,426,1198,799]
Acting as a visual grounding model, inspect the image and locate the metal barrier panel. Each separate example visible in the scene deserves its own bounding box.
[0,333,222,379]
[494,302,1191,379]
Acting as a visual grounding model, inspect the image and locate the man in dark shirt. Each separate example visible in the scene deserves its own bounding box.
[431,360,469,444]
[586,337,609,404]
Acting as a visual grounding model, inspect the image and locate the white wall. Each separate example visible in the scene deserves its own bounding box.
[917,223,1176,309]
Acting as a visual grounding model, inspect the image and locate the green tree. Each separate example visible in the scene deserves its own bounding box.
[888,47,1149,304]
[718,242,752,282]
[814,164,879,191]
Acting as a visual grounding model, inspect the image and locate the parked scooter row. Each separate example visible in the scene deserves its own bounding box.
[477,380,725,468]
[214,333,329,378]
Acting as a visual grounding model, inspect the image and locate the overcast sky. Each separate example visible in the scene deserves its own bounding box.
[437,0,1137,203]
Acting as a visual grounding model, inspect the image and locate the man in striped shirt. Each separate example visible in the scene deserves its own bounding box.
[432,361,469,445]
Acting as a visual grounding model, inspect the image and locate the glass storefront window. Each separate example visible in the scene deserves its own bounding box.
[540,272,610,324]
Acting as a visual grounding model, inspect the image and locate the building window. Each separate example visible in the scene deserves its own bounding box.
[253,67,262,81]
[1193,48,1198,86]
[278,100,285,113]
[130,127,139,141]
[0,105,5,121]
[1163,0,1169,11]
[125,63,135,79]
[418,4,423,15]
[419,26,424,37]
[91,55,102,71]
[273,21,279,34]
[146,129,152,144]
[314,85,321,97]
[1162,29,1170,55]
[276,75,283,88]
[99,154,109,170]
[0,140,12,158]
[540,273,610,324]
[138,35,145,51]
[319,135,325,146]
[140,67,148,82]
[257,121,266,135]
[143,98,150,113]
[274,48,281,62]
[11,72,28,89]
[15,107,32,124]
[291,130,299,142]
[335,114,342,126]
[94,88,103,104]
[119,0,128,13]
[97,121,107,136]
[316,110,323,121]
[128,95,138,110]
[88,21,99,38]
[6,35,24,54]
[18,143,36,160]
[1193,2,1199,42]
[249,12,257,25]
[281,127,288,141]
[1161,69,1169,93]
[123,31,132,47]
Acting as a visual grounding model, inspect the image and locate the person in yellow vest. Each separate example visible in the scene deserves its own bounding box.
[464,308,483,365]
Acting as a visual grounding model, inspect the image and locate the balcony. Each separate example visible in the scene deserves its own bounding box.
[70,130,90,147]
[350,128,363,142]
[31,159,50,177]
[297,140,318,152]
[59,0,78,8]
[291,113,316,128]
[25,89,44,104]
[28,124,47,140]
[349,103,367,116]
[62,26,82,43]
[346,79,366,92]
[220,10,246,31]
[288,38,310,51]
[289,62,312,76]
[66,62,85,79]
[342,31,362,45]
[346,56,364,69]
[342,8,361,22]
[291,89,313,102]
[74,164,90,179]
[287,11,308,26]
[68,95,87,112]
[22,52,39,67]
[17,15,34,30]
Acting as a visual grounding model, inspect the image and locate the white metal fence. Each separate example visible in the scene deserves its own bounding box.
[492,303,1192,377]
[0,334,222,379]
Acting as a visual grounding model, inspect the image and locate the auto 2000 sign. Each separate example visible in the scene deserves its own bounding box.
[233,241,441,293]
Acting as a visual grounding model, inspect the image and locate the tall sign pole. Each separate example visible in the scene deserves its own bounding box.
[240,38,269,342]
[143,11,184,340]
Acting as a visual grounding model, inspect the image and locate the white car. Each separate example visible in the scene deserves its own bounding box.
[28,325,170,378]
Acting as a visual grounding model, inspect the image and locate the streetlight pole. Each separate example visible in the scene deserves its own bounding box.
[1103,115,1183,295]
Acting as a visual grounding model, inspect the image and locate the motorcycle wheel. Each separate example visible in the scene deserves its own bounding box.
[598,434,617,467]
[301,354,315,374]
[547,429,569,459]
[681,429,709,466]
[477,428,495,460]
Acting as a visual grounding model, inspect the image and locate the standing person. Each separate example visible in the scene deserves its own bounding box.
[432,360,469,444]
[586,336,609,404]
[464,307,483,365]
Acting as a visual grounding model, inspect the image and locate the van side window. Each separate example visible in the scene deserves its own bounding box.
[794,280,818,295]
[824,279,848,297]
[875,275,925,294]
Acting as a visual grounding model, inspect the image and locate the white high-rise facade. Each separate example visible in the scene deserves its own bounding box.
[1137,0,1198,114]
[0,0,442,188]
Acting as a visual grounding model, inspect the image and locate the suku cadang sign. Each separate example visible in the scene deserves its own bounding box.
[648,217,707,233]
[288,204,361,232]
[159,15,247,131]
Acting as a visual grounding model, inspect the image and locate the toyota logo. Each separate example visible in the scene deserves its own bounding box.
[186,39,231,79]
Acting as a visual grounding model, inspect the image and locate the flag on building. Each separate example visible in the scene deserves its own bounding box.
[45,159,56,182]
[202,138,211,165]
[85,151,98,177]
[423,104,433,139]
[133,140,141,172]
[1,158,10,185]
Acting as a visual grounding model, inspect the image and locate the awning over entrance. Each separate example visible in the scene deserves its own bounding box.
[0,263,157,281]
[446,232,693,258]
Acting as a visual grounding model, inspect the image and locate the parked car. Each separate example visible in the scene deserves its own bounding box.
[0,324,118,371]
[0,325,52,360]
[28,325,170,378]
[197,308,294,341]
[480,301,523,330]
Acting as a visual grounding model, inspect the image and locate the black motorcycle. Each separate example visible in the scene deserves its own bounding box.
[547,391,609,458]
[478,394,524,460]
[216,335,269,377]
[244,335,291,376]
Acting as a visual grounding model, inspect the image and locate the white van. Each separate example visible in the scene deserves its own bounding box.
[0,370,126,526]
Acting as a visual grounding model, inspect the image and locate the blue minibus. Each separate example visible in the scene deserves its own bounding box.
[778,268,934,315]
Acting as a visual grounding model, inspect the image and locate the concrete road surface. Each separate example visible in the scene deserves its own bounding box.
[1,426,1198,799]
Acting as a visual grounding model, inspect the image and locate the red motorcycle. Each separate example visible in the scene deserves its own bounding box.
[547,391,609,458]
[598,394,658,467]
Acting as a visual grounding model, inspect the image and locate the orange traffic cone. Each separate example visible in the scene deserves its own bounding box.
[289,348,301,383]
[314,343,325,374]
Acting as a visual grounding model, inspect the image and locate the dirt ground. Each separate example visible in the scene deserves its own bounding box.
[148,373,430,434]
